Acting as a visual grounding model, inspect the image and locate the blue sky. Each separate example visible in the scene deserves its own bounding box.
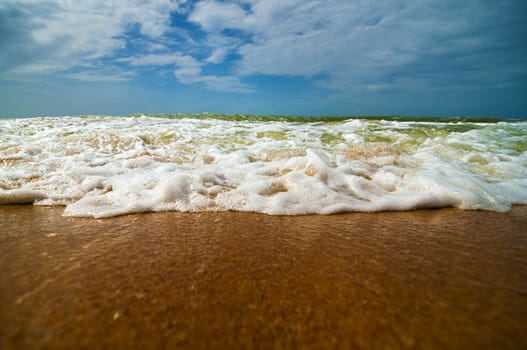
[0,0,526,118]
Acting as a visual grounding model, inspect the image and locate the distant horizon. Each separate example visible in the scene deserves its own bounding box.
[1,1,526,119]
[1,111,524,122]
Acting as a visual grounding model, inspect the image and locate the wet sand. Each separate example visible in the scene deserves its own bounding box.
[1,206,526,349]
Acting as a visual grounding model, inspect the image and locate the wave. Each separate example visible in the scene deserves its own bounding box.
[1,115,526,217]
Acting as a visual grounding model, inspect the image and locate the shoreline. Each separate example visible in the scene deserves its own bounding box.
[1,205,526,349]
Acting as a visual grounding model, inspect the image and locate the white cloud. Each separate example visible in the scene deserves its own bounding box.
[188,0,406,86]
[121,53,201,68]
[1,0,255,93]
[187,0,522,92]
[174,67,204,84]
[200,75,254,93]
[121,52,254,93]
[66,70,135,82]
[174,67,254,93]
[7,62,67,75]
[188,0,246,32]
[232,1,407,81]
[206,47,229,64]
[2,0,524,99]
[1,0,184,76]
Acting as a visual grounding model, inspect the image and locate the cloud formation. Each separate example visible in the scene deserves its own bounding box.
[188,0,527,93]
[0,0,526,113]
[1,0,181,74]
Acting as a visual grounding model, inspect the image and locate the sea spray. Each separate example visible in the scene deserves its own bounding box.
[1,115,526,217]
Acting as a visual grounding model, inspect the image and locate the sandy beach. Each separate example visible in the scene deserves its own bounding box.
[1,205,526,349]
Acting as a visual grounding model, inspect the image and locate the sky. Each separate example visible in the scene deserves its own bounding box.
[0,0,526,118]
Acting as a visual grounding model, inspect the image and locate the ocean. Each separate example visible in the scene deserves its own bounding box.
[1,114,526,218]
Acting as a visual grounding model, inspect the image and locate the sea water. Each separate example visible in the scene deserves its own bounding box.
[1,114,526,218]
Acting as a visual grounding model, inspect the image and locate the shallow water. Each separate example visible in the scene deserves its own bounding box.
[1,205,526,349]
[1,115,526,217]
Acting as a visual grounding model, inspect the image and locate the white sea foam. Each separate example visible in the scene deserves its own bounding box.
[1,115,526,217]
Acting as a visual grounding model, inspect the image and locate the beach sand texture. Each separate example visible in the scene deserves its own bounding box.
[1,205,526,349]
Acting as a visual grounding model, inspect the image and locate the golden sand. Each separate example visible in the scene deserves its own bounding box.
[1,205,526,349]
